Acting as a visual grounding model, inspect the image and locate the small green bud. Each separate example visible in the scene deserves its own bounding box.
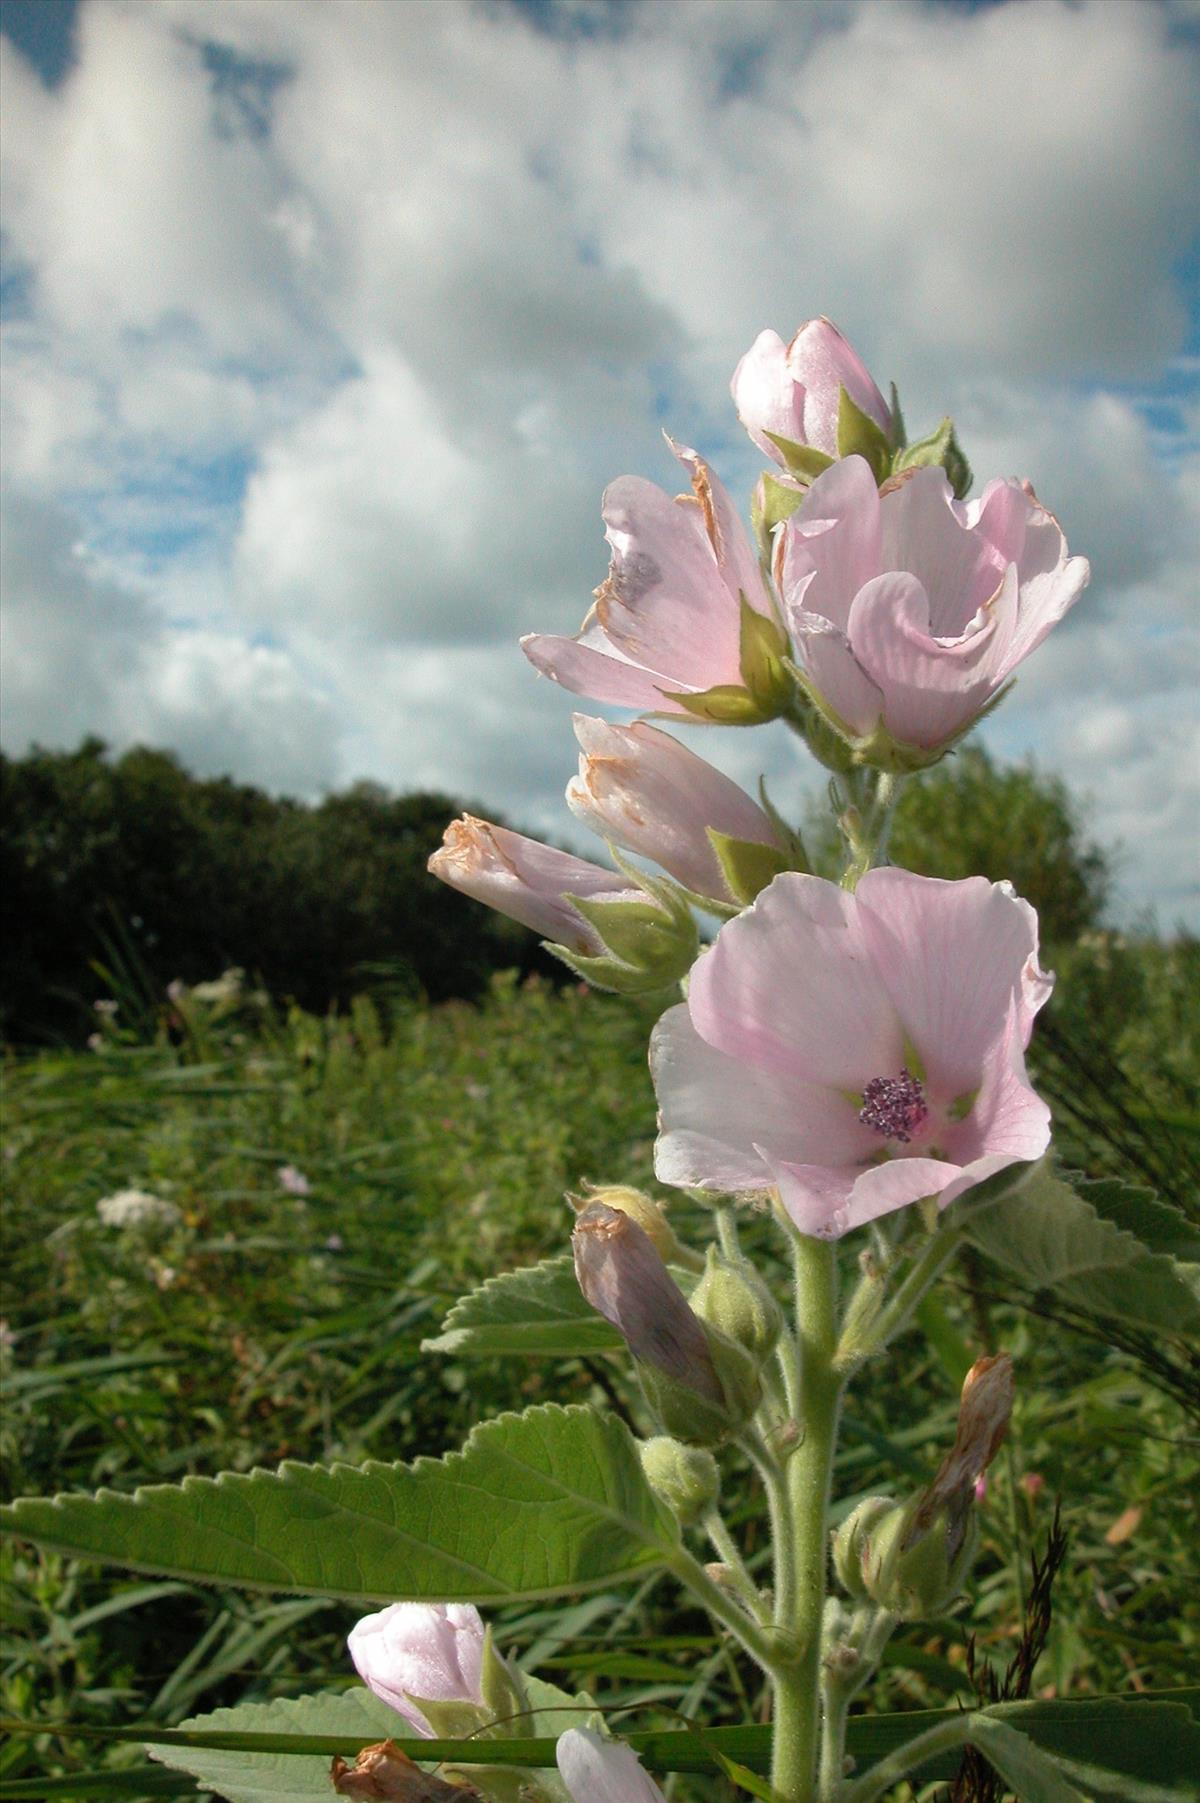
[690,1247,783,1365]
[639,1436,720,1526]
[832,1496,897,1602]
[858,1496,981,1620]
[842,1354,1014,1619]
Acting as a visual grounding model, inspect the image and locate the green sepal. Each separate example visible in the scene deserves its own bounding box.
[762,430,836,482]
[752,472,807,551]
[889,380,907,451]
[640,1324,763,1447]
[660,683,773,726]
[552,853,698,993]
[479,1626,533,1737]
[837,385,892,483]
[892,415,973,498]
[400,1693,494,1741]
[705,829,789,906]
[757,778,811,872]
[738,593,794,715]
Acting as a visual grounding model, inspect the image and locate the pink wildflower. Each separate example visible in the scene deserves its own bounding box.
[347,1603,485,1738]
[775,456,1089,755]
[732,317,893,466]
[429,816,635,952]
[566,714,780,901]
[556,1727,667,1802]
[652,869,1052,1239]
[522,440,775,716]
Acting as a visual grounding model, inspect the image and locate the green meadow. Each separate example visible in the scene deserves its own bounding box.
[3,943,1197,1799]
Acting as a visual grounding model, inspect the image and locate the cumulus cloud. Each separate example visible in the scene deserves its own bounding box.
[0,0,1196,922]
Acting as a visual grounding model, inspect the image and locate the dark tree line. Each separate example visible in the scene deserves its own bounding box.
[1,740,537,1044]
[2,738,1113,1047]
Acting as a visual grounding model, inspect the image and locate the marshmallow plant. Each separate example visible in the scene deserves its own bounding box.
[5,321,1198,1803]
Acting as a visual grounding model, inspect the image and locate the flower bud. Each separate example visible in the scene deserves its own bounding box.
[572,1203,761,1443]
[838,1355,1014,1619]
[348,1603,487,1738]
[831,1496,897,1603]
[572,1204,723,1406]
[556,1727,667,1803]
[569,1183,694,1267]
[639,1436,720,1526]
[689,1248,782,1366]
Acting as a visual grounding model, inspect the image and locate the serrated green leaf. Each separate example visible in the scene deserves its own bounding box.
[145,1689,432,1803]
[0,1403,679,1603]
[1068,1175,1200,1263]
[959,1168,1200,1336]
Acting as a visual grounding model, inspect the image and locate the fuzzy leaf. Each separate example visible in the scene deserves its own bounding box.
[959,1168,1200,1336]
[0,1404,679,1603]
[422,1259,622,1359]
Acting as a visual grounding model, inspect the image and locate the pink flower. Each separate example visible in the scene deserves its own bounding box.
[556,1727,667,1802]
[347,1603,484,1738]
[651,869,1053,1239]
[566,714,780,902]
[522,440,777,718]
[277,1164,310,1196]
[732,317,893,467]
[775,457,1089,756]
[428,816,635,952]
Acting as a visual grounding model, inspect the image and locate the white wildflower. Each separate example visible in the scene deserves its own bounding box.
[96,1189,183,1231]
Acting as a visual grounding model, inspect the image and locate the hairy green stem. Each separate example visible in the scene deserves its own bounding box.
[703,1509,771,1625]
[664,1544,779,1674]
[770,1231,841,1801]
[837,1224,965,1372]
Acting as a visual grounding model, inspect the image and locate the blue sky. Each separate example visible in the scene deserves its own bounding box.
[1,0,1197,924]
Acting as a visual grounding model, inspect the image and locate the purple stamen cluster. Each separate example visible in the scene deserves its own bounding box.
[860,1069,929,1144]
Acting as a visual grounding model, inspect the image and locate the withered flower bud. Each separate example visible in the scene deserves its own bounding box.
[330,1741,480,1800]
[906,1352,1014,1560]
[571,1203,722,1406]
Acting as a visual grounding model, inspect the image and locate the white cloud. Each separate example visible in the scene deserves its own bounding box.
[0,0,1196,923]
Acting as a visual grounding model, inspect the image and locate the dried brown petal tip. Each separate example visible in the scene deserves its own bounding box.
[330,1741,480,1801]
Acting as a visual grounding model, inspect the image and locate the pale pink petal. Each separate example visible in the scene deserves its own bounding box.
[776,455,883,633]
[845,568,1017,748]
[651,1006,872,1192]
[997,495,1090,678]
[595,473,744,687]
[778,1154,970,1240]
[668,438,770,618]
[567,715,776,898]
[348,1603,485,1737]
[687,873,902,1089]
[855,870,1045,1098]
[428,817,633,952]
[521,630,697,712]
[941,1004,1052,1168]
[556,1728,667,1803]
[731,329,806,464]
[786,316,893,454]
[792,615,886,738]
[880,467,1009,637]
